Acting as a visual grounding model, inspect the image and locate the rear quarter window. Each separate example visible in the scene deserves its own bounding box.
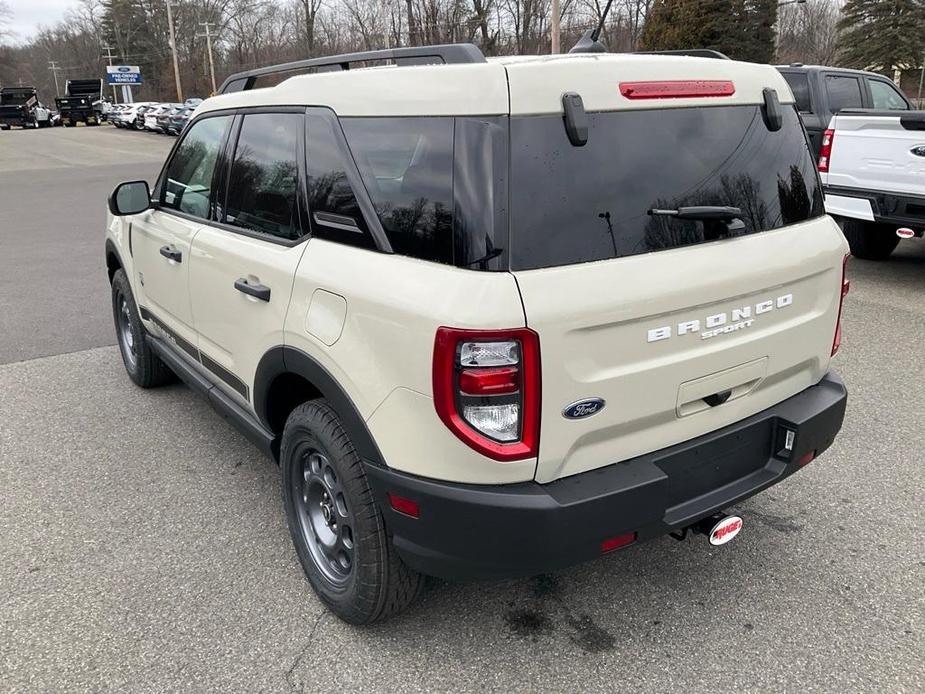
[781,72,813,113]
[340,116,508,270]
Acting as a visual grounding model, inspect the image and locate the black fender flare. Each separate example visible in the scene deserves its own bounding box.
[105,238,125,281]
[254,346,386,468]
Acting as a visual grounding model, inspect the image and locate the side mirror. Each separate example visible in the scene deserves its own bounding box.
[109,180,151,216]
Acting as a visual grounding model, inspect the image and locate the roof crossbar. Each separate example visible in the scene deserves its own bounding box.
[218,43,487,94]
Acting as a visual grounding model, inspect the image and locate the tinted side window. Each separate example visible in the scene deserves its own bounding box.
[304,113,376,249]
[825,75,863,112]
[869,80,909,110]
[782,72,812,112]
[341,117,455,265]
[161,115,230,219]
[225,112,302,241]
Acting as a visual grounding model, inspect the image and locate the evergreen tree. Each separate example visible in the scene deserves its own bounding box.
[838,0,925,75]
[641,0,776,63]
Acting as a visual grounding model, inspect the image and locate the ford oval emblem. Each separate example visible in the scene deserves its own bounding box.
[911,145,925,158]
[563,398,605,419]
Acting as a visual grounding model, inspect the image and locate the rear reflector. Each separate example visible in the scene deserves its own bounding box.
[798,450,816,466]
[601,532,637,553]
[388,493,420,518]
[459,367,519,396]
[832,254,850,355]
[619,80,735,100]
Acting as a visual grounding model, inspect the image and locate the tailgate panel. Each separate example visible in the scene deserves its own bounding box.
[516,217,847,483]
[826,114,925,196]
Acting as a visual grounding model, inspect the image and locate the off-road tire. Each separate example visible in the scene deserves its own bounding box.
[111,269,175,388]
[281,399,424,624]
[837,216,899,261]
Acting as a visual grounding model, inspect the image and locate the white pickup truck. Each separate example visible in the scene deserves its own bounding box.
[821,109,925,259]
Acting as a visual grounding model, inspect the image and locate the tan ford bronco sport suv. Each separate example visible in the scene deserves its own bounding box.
[104,43,849,624]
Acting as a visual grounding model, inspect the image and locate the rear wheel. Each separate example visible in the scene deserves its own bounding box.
[111,269,175,388]
[281,400,424,624]
[837,216,899,260]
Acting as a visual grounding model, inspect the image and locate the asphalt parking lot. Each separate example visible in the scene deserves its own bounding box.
[1,125,923,693]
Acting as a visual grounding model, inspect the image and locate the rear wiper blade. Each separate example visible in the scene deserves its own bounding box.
[648,206,743,221]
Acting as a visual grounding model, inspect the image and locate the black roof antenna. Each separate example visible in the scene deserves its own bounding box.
[569,0,615,54]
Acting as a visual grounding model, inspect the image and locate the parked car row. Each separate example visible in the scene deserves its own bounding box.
[109,99,202,135]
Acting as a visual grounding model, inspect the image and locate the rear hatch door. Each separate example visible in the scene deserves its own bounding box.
[504,56,848,483]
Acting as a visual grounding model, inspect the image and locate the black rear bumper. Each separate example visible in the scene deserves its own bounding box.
[365,371,847,581]
[825,185,925,230]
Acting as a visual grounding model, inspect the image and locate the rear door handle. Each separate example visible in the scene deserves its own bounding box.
[234,278,271,302]
[159,246,182,262]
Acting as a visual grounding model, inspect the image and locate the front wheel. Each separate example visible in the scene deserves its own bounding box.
[111,269,175,388]
[837,216,900,260]
[281,400,424,624]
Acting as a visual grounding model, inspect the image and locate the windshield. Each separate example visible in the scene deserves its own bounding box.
[508,105,824,270]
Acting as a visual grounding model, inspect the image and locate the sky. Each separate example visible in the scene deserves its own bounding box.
[5,0,74,42]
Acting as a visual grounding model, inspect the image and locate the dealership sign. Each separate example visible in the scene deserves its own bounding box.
[106,65,143,85]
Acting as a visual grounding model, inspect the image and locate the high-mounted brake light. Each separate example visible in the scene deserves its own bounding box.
[818,128,835,172]
[619,80,735,100]
[433,327,540,462]
[832,254,850,356]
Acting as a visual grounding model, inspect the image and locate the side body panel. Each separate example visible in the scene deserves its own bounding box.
[188,227,306,405]
[823,113,925,198]
[285,239,532,484]
[130,209,202,350]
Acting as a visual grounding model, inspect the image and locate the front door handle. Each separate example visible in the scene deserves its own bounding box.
[159,246,182,262]
[234,278,271,302]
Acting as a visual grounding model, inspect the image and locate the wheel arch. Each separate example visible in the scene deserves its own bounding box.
[255,346,386,468]
[105,239,124,283]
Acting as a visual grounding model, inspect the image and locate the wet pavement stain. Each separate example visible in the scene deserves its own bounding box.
[505,609,555,641]
[565,614,615,654]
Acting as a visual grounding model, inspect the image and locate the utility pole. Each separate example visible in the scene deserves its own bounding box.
[551,0,560,54]
[917,50,925,109]
[166,0,184,102]
[48,60,62,97]
[102,45,118,104]
[198,22,217,95]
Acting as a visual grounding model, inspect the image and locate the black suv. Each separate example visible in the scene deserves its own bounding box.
[776,64,911,156]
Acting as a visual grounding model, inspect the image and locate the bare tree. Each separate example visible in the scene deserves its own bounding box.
[777,0,840,65]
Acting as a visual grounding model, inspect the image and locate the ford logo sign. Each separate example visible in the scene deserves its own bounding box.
[911,145,925,157]
[563,398,605,419]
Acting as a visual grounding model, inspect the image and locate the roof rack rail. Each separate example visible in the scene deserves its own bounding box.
[218,43,487,94]
[635,49,730,60]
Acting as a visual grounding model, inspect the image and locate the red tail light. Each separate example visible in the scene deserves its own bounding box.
[832,254,850,355]
[818,128,835,172]
[433,327,540,462]
[619,80,735,100]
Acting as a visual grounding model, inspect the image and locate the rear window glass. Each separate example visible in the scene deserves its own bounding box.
[782,72,812,112]
[340,116,508,270]
[509,105,824,270]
